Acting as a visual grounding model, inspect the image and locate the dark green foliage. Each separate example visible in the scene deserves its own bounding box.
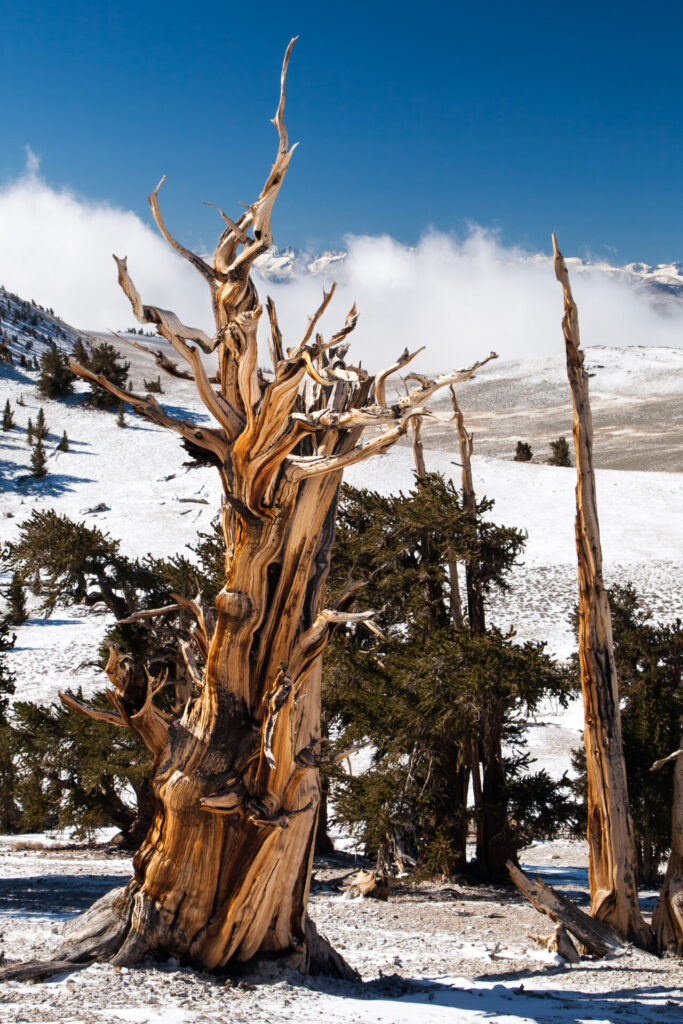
[548,436,571,466]
[16,394,24,407]
[5,572,27,625]
[2,513,226,839]
[570,585,682,883]
[5,509,154,622]
[0,618,18,830]
[322,475,573,878]
[11,692,153,844]
[30,438,47,477]
[514,441,532,462]
[72,339,130,408]
[117,401,125,427]
[35,407,49,440]
[144,376,163,394]
[5,508,225,628]
[57,430,69,452]
[38,345,75,398]
[72,337,90,365]
[26,418,33,444]
[2,399,13,431]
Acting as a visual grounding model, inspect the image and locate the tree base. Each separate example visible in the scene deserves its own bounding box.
[0,885,358,983]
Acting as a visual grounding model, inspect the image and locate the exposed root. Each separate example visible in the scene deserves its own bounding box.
[0,890,358,984]
[302,916,360,981]
[0,886,135,982]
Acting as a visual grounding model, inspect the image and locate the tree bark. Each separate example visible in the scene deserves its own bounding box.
[651,743,683,953]
[553,235,655,952]
[1,44,494,982]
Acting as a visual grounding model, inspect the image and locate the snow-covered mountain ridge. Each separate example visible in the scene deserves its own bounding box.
[254,246,683,307]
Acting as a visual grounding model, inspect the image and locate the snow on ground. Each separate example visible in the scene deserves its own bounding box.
[1,306,682,1022]
[0,835,681,1024]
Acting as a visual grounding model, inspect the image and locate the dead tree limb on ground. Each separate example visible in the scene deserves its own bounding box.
[507,862,624,958]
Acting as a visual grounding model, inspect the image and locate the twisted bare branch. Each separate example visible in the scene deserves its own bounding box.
[148,176,217,288]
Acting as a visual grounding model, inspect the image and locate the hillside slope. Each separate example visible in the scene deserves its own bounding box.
[0,291,681,707]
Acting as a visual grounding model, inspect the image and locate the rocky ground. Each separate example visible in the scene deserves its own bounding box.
[0,836,680,1024]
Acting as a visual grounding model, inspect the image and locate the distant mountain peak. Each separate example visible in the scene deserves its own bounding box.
[254,246,683,307]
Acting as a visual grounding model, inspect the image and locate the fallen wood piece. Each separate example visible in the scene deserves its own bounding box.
[507,861,624,958]
[343,869,391,900]
[0,959,85,983]
[550,925,581,963]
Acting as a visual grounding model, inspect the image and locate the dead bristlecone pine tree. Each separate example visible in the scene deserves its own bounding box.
[552,235,655,952]
[0,40,494,983]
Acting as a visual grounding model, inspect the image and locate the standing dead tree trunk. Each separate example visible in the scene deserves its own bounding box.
[553,234,655,952]
[651,743,683,952]
[0,42,494,983]
[450,389,516,881]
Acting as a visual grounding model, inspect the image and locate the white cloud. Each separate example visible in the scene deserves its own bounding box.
[0,158,208,334]
[0,158,681,373]
[24,145,41,176]
[257,229,683,373]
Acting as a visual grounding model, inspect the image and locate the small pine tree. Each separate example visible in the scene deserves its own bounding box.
[83,342,130,409]
[16,394,24,407]
[144,376,163,394]
[31,437,48,478]
[72,337,90,365]
[38,344,75,398]
[6,572,27,625]
[35,407,49,440]
[2,400,13,431]
[57,430,69,452]
[117,401,125,428]
[548,436,571,467]
[514,441,532,462]
[26,418,34,444]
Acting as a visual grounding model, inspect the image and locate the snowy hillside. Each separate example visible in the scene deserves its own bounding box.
[0,291,681,708]
[1,288,682,1024]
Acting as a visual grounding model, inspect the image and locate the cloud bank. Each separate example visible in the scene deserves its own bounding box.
[0,160,208,335]
[259,232,683,372]
[1,160,681,373]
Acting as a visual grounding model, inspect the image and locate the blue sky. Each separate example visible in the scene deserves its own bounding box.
[1,0,681,264]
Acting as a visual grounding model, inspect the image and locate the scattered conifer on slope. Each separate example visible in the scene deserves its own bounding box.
[38,345,75,398]
[2,400,13,431]
[30,438,47,478]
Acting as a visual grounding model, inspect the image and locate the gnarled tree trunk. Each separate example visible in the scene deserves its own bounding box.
[1,42,493,982]
[553,235,655,952]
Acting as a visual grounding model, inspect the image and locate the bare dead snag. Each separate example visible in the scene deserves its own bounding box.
[507,862,625,958]
[553,234,655,952]
[0,43,496,985]
[450,388,515,880]
[651,742,683,953]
